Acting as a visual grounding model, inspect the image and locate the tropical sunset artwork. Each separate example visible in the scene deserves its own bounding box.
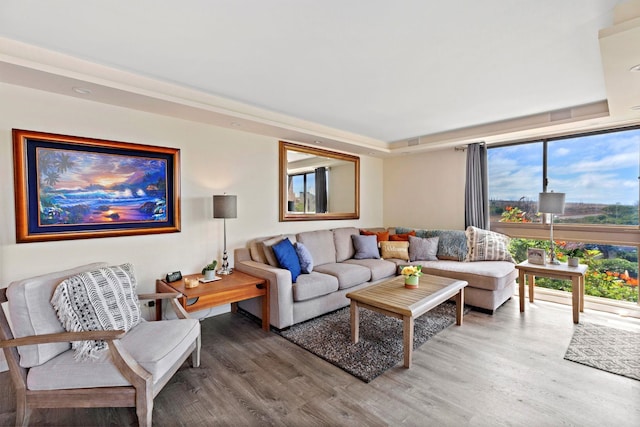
[37,147,168,226]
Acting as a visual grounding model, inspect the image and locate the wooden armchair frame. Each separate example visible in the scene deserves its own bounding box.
[0,289,201,427]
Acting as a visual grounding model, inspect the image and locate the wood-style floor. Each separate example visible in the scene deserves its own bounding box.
[1,298,639,426]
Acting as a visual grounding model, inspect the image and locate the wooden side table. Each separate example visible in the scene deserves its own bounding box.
[156,270,269,331]
[515,261,588,323]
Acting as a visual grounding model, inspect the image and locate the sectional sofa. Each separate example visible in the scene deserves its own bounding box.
[234,226,517,329]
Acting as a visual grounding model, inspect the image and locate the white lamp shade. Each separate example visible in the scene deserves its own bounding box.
[213,195,237,219]
[538,192,565,214]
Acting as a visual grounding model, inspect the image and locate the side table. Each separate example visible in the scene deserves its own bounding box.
[156,270,270,331]
[515,260,588,323]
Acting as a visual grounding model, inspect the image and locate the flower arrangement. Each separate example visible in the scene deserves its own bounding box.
[401,265,423,277]
[556,241,585,258]
[499,206,532,223]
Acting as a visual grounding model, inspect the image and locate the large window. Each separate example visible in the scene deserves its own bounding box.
[488,126,640,306]
[489,127,640,225]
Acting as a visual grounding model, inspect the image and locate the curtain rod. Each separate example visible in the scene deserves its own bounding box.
[454,141,485,152]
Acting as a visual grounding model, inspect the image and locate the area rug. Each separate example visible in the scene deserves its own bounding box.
[279,302,463,382]
[564,323,640,381]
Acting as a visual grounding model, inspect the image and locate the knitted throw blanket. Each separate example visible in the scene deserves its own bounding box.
[51,263,141,360]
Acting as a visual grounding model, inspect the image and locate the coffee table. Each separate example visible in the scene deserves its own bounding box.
[346,274,467,368]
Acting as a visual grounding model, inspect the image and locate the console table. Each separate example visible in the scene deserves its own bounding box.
[156,271,270,331]
[516,261,588,323]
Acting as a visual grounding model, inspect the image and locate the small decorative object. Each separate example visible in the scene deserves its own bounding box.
[165,271,182,283]
[202,259,218,281]
[213,194,237,275]
[401,265,422,289]
[557,241,584,267]
[184,277,199,289]
[527,248,546,265]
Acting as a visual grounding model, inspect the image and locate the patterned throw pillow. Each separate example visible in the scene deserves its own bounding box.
[424,229,468,261]
[352,235,381,259]
[409,235,439,261]
[51,263,141,360]
[465,226,515,262]
[380,241,410,261]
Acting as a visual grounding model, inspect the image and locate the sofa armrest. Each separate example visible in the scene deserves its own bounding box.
[233,251,294,329]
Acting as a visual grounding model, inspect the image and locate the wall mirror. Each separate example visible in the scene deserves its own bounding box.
[279,141,360,221]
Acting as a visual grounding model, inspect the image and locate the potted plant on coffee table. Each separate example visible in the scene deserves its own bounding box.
[401,265,422,289]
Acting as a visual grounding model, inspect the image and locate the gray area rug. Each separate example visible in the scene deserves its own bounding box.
[564,323,640,381]
[280,302,462,382]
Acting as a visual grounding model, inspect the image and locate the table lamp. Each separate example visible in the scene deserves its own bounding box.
[538,191,565,264]
[213,194,237,275]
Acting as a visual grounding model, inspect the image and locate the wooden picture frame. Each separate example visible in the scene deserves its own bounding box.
[12,129,181,243]
[527,248,546,265]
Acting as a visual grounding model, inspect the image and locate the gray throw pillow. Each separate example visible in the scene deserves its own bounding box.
[295,242,314,273]
[351,234,380,259]
[409,235,439,261]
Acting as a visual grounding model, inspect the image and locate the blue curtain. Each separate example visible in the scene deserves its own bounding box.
[464,143,488,229]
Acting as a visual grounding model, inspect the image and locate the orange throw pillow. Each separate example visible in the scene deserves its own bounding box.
[360,229,390,242]
[390,230,416,241]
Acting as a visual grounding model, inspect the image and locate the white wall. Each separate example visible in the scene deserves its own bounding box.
[0,82,384,303]
[383,148,467,230]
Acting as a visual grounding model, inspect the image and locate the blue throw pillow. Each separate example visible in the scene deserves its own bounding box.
[272,238,301,282]
[295,242,314,274]
[351,234,380,259]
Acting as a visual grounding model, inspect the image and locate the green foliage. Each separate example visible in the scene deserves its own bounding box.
[510,238,638,303]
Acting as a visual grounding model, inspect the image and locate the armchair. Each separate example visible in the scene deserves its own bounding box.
[0,263,201,427]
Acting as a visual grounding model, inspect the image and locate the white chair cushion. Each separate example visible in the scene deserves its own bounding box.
[26,318,200,390]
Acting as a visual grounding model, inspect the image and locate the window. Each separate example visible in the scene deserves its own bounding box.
[488,126,640,307]
[489,127,640,225]
[289,172,317,213]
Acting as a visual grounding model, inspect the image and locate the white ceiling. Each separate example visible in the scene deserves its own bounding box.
[1,0,639,155]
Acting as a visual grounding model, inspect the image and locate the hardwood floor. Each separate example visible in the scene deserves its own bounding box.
[1,298,639,426]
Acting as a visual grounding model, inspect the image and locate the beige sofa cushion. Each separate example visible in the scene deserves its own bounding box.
[293,272,339,302]
[332,227,359,262]
[314,263,371,290]
[7,262,109,368]
[297,230,336,266]
[343,259,397,281]
[415,260,517,291]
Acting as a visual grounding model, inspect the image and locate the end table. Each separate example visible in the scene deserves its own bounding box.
[156,270,269,331]
[516,260,588,323]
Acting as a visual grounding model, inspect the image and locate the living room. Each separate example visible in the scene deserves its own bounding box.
[1,1,639,425]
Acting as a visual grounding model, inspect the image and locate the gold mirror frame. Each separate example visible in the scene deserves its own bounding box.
[279,141,360,221]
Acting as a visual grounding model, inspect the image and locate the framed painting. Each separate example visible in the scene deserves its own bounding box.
[12,129,181,243]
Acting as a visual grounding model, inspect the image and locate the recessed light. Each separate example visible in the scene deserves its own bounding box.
[630,64,640,72]
[313,140,322,144]
[72,87,92,95]
[230,121,242,127]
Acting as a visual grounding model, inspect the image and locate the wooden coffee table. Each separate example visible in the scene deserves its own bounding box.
[346,274,467,368]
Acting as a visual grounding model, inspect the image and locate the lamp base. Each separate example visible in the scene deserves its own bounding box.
[548,259,561,265]
[217,267,233,275]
